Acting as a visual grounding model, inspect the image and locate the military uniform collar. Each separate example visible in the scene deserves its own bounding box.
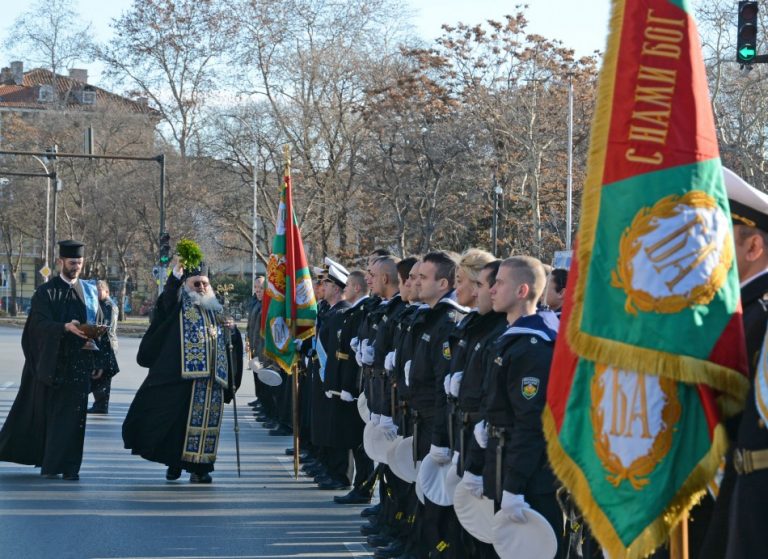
[741,270,768,305]
[500,313,557,342]
[434,294,470,314]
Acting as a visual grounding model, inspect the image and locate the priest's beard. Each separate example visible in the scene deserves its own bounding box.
[184,285,223,313]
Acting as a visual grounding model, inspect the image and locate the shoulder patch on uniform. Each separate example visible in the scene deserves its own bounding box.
[522,377,540,399]
[442,341,451,360]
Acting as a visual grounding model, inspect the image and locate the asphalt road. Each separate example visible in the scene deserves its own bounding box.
[0,326,372,559]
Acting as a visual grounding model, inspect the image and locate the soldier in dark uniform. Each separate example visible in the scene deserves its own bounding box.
[697,168,768,559]
[336,255,402,505]
[465,256,562,559]
[371,260,427,559]
[321,270,372,490]
[401,251,467,558]
[306,263,350,485]
[446,259,507,558]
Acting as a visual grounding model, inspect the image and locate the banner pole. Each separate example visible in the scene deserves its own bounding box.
[292,361,300,479]
[669,511,689,559]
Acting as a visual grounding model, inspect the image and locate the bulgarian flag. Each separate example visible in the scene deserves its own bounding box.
[543,1,750,557]
[261,147,317,372]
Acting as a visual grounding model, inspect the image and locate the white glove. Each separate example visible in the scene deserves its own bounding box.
[404,360,411,386]
[340,390,355,402]
[462,472,485,499]
[354,345,364,367]
[449,371,463,398]
[324,390,333,399]
[361,339,375,365]
[474,420,488,449]
[379,415,398,441]
[429,444,452,465]
[443,374,451,395]
[350,337,360,352]
[500,491,531,523]
[370,413,381,425]
[384,351,396,372]
[452,450,460,466]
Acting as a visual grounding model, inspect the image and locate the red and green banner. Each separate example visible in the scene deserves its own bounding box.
[261,149,317,373]
[543,1,750,557]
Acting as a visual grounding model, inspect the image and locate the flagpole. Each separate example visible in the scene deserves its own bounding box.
[669,512,689,559]
[283,145,301,480]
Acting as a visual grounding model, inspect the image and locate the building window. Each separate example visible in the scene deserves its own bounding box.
[38,85,54,103]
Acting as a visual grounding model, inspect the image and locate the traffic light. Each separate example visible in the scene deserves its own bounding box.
[159,232,171,264]
[44,144,58,162]
[738,1,759,64]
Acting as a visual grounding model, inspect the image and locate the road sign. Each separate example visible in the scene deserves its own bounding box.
[39,265,51,278]
[553,250,573,270]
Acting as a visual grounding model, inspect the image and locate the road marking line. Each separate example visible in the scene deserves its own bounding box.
[344,542,373,557]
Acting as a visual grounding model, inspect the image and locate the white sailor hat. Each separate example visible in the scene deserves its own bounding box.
[362,423,400,464]
[492,508,558,559]
[256,367,283,387]
[416,454,454,506]
[312,265,327,277]
[724,166,768,233]
[453,479,496,543]
[323,263,348,287]
[324,257,350,276]
[357,392,371,423]
[387,436,418,483]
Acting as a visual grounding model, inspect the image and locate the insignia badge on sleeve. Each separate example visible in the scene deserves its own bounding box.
[442,341,451,360]
[521,377,540,400]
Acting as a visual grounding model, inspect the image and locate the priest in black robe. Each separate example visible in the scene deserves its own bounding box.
[0,240,102,481]
[123,260,242,483]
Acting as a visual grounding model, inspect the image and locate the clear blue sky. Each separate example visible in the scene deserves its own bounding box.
[1,0,612,85]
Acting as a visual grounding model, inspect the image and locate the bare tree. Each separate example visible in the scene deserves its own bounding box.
[2,0,93,76]
[96,0,232,161]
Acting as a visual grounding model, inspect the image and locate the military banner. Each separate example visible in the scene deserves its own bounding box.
[261,149,317,373]
[543,1,749,557]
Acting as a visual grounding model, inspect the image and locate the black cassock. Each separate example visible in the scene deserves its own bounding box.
[122,275,242,475]
[0,276,98,476]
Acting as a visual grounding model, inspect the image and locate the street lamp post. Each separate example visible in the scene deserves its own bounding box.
[226,114,260,294]
[491,175,503,257]
[251,156,258,294]
[29,154,52,273]
[566,73,574,251]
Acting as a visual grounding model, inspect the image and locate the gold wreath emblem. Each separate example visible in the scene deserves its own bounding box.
[591,364,681,490]
[266,254,286,302]
[610,191,732,315]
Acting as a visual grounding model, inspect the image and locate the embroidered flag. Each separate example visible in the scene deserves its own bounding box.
[261,148,317,372]
[543,1,749,557]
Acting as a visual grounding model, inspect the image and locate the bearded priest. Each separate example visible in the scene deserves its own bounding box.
[123,258,242,483]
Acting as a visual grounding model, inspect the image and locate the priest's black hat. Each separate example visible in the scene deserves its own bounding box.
[58,240,85,259]
[185,262,209,278]
[724,167,768,233]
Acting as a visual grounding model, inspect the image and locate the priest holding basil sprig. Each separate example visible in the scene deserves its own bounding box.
[123,239,243,484]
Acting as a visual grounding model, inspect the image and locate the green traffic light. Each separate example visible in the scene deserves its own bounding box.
[739,45,757,61]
